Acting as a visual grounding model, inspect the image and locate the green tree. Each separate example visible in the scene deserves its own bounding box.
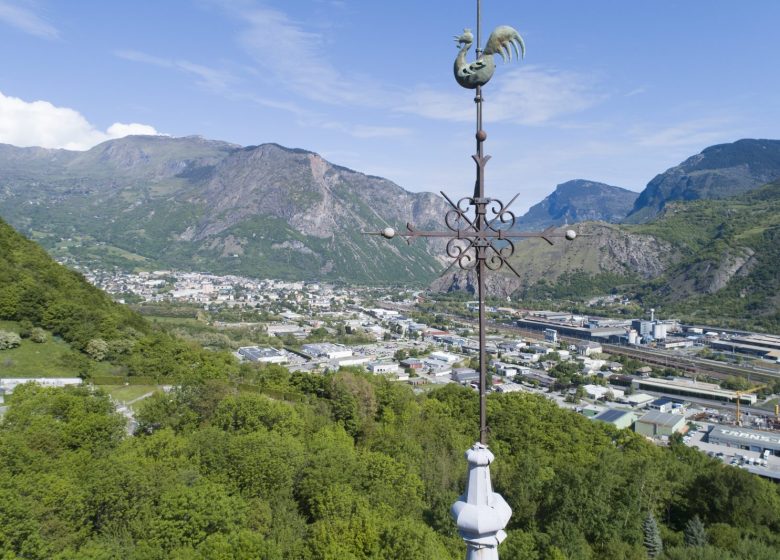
[29,327,48,343]
[0,330,21,350]
[85,338,109,361]
[643,512,663,558]
[684,515,707,547]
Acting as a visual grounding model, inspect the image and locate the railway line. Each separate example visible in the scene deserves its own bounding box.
[374,302,779,383]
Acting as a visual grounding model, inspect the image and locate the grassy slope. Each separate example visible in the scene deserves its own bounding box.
[0,321,116,377]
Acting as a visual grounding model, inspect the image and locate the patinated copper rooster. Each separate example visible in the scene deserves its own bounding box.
[453,25,525,89]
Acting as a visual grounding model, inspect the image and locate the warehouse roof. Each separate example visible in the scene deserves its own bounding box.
[708,426,780,449]
[593,409,635,424]
[637,410,685,428]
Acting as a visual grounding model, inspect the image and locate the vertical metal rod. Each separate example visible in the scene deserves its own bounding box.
[476,0,481,54]
[478,259,487,444]
[476,0,486,446]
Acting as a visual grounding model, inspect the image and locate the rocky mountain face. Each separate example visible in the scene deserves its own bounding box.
[432,222,677,298]
[633,181,780,330]
[515,180,638,231]
[0,136,447,283]
[625,139,780,223]
[437,180,780,330]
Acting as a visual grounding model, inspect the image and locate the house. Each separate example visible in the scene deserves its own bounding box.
[400,358,424,370]
[576,341,603,356]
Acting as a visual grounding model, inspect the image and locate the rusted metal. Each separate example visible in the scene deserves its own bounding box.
[366,2,575,446]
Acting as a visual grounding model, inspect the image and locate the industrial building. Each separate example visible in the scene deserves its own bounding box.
[710,335,780,361]
[632,320,653,337]
[583,384,624,401]
[367,362,400,375]
[495,382,524,394]
[302,343,353,360]
[635,410,687,437]
[592,409,638,430]
[452,368,480,384]
[517,318,626,342]
[706,426,780,457]
[631,377,756,405]
[238,346,288,364]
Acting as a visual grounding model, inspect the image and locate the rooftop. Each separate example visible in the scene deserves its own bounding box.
[637,410,686,428]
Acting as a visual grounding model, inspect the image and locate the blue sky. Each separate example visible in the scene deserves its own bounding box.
[1,0,778,212]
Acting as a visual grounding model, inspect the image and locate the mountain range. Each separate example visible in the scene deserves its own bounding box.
[0,136,447,284]
[625,139,780,222]
[2,135,780,328]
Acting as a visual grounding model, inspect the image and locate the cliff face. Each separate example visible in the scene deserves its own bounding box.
[431,223,677,297]
[0,136,447,283]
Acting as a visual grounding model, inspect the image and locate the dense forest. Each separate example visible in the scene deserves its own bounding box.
[1,216,780,558]
[1,371,779,559]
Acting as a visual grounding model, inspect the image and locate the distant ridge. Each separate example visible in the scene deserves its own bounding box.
[0,135,448,284]
[515,179,638,231]
[625,138,780,223]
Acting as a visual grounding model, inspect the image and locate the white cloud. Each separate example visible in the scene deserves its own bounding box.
[633,118,736,148]
[0,91,161,150]
[225,4,385,106]
[0,1,58,39]
[317,121,412,139]
[105,122,160,138]
[401,66,605,126]
[115,50,235,93]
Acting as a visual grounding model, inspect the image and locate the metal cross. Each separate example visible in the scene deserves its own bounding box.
[367,1,576,446]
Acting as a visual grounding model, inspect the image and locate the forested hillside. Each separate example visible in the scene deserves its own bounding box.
[0,217,237,379]
[1,371,778,559]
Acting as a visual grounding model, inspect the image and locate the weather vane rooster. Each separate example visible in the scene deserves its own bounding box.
[453,25,525,89]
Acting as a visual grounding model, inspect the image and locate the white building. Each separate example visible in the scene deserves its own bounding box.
[303,343,353,360]
[576,342,603,356]
[334,356,371,367]
[495,382,524,394]
[267,324,303,336]
[238,346,288,364]
[584,384,625,401]
[368,362,401,375]
[429,351,461,364]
